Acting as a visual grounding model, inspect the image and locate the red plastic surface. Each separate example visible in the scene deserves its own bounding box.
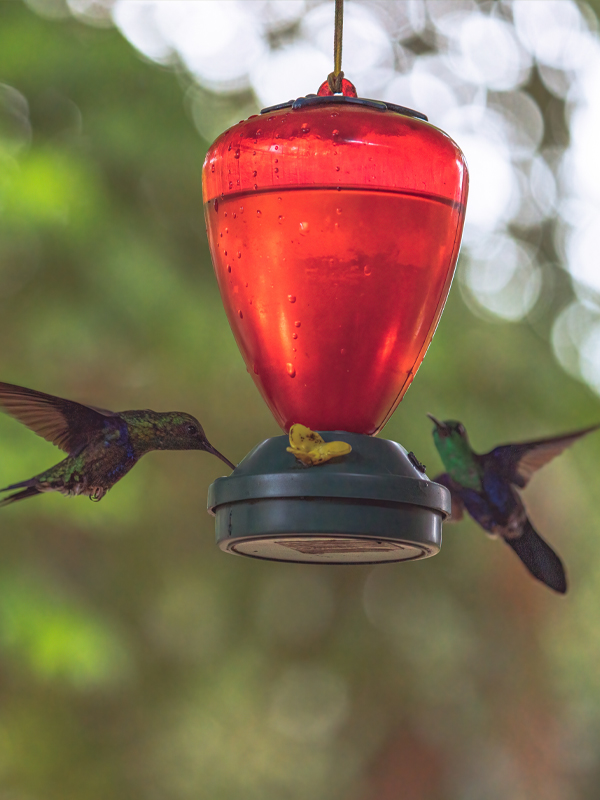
[203,102,468,435]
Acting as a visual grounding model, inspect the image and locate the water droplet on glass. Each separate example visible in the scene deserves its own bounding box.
[364,266,372,276]
[294,321,301,328]
[286,364,296,378]
[257,210,261,216]
[288,295,296,303]
[238,310,243,319]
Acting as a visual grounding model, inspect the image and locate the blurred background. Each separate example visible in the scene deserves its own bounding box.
[1,0,600,797]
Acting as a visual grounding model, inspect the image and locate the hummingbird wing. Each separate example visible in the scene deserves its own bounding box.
[504,519,567,594]
[0,382,116,456]
[482,424,599,488]
[431,473,465,522]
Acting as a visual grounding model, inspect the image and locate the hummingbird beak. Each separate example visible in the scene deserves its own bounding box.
[203,440,236,471]
[427,413,449,434]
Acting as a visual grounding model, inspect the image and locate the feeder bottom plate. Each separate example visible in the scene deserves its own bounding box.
[225,534,433,564]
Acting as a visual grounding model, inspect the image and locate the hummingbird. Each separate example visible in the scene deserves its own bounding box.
[0,381,235,507]
[428,414,600,594]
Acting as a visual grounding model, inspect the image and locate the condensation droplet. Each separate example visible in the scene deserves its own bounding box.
[292,347,296,352]
[286,364,296,378]
[301,123,310,133]
[274,145,279,150]
[336,208,342,215]
[340,348,346,356]
[332,129,339,137]
[238,310,243,319]
[228,181,233,189]
[335,166,340,172]
[294,321,301,328]
[364,266,372,276]
[233,212,237,219]
[278,215,284,223]
[299,222,309,233]
[274,168,279,174]
[228,143,232,151]
[288,295,296,303]
[245,282,248,288]
[211,164,215,173]
[254,184,258,190]
[253,170,257,177]
[253,363,259,374]
[274,159,278,163]
[239,206,244,213]
[237,251,242,259]
[257,210,261,216]
[234,149,240,159]
[227,265,231,273]
[292,332,298,339]
[224,212,228,218]
[213,198,219,210]
[224,251,228,256]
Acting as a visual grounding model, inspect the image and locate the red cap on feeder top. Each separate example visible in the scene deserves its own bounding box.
[202,85,468,435]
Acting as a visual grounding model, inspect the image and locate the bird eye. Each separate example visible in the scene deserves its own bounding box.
[186,424,197,435]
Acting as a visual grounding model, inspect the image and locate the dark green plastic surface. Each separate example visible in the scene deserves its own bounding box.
[207,433,450,564]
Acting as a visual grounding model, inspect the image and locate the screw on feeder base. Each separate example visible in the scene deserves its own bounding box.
[207,433,451,565]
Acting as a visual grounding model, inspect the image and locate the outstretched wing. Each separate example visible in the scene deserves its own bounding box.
[432,473,465,522]
[0,382,115,455]
[504,519,567,594]
[482,424,599,488]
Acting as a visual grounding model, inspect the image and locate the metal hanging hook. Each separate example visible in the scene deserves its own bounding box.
[327,0,345,94]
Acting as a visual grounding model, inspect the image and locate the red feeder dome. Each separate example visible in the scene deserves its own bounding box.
[203,95,468,435]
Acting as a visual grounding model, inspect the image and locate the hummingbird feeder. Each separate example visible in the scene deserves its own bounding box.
[203,1,468,564]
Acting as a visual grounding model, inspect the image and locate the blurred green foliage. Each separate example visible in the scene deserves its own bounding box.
[1,4,600,799]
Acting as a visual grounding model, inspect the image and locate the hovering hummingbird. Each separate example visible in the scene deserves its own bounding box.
[428,414,600,594]
[0,382,235,507]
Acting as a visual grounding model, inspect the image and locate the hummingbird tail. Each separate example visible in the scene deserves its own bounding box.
[505,520,567,594]
[0,486,42,507]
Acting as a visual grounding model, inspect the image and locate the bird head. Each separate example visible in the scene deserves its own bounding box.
[427,414,472,466]
[154,413,235,469]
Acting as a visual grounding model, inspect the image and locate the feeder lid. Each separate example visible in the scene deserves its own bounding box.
[208,433,450,516]
[260,92,428,122]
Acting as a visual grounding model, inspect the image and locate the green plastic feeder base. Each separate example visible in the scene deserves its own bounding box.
[207,433,451,565]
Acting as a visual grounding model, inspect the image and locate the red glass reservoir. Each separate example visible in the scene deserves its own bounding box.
[203,98,468,434]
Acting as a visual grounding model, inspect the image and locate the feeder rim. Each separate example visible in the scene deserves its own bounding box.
[208,471,451,517]
[260,94,428,122]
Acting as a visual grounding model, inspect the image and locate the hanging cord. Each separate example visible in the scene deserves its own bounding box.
[327,0,344,93]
